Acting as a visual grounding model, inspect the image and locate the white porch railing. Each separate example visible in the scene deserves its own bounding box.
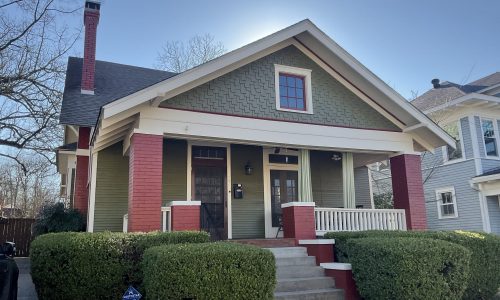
[161,206,171,232]
[315,208,407,236]
[122,207,171,233]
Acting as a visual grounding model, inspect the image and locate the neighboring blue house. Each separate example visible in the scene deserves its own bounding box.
[411,73,500,234]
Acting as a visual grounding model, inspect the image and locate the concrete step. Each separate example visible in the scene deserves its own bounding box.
[274,288,345,300]
[275,256,317,267]
[266,247,308,258]
[277,265,325,279]
[275,277,335,293]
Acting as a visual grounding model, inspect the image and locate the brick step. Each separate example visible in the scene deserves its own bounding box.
[275,277,335,293]
[232,238,296,248]
[274,288,345,300]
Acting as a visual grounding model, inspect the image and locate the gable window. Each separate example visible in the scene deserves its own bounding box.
[443,122,463,161]
[274,64,312,114]
[436,187,458,219]
[481,118,498,156]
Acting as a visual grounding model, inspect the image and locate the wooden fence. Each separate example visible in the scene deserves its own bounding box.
[0,218,35,257]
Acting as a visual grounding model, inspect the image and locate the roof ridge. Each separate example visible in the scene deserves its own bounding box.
[68,56,176,75]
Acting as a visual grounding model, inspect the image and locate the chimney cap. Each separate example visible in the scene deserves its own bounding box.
[85,0,100,10]
[431,78,440,89]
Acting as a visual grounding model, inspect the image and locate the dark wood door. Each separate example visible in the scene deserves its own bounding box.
[194,166,226,240]
[270,170,298,227]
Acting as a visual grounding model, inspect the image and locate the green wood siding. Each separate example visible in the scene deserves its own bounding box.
[94,142,129,232]
[231,144,265,239]
[310,150,343,208]
[162,139,187,204]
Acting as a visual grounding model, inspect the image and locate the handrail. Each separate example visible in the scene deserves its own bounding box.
[315,207,407,235]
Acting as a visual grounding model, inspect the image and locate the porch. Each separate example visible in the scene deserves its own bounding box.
[113,136,412,239]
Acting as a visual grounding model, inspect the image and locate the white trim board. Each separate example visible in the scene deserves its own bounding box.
[139,108,415,154]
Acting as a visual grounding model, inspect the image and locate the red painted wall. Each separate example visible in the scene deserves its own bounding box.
[73,126,91,216]
[171,206,200,231]
[282,205,316,239]
[390,154,427,230]
[81,8,99,91]
[128,133,163,232]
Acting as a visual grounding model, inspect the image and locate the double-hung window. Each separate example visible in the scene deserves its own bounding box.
[436,187,458,219]
[274,64,312,114]
[443,122,463,161]
[481,118,498,157]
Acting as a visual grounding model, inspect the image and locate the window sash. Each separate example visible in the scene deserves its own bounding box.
[482,119,498,156]
[438,191,457,217]
[278,73,306,111]
[444,122,462,161]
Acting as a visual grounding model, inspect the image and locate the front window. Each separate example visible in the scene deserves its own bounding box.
[279,73,306,111]
[482,119,498,156]
[274,64,312,114]
[436,188,458,219]
[443,122,462,161]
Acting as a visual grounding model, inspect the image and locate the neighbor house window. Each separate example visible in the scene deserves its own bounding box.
[481,118,498,156]
[274,64,312,114]
[443,122,463,161]
[436,187,458,219]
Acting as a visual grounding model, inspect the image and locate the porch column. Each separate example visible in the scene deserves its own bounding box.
[342,152,356,208]
[390,154,427,230]
[74,127,91,216]
[282,149,316,240]
[128,133,163,232]
[169,201,201,231]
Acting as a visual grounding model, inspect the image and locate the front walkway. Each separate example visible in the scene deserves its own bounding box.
[15,258,38,300]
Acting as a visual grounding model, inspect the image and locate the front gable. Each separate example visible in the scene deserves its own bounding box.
[160,45,399,131]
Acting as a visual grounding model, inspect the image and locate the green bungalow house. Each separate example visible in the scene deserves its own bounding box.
[56,1,453,241]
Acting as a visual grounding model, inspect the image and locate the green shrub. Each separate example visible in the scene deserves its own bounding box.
[142,242,276,300]
[33,203,85,236]
[325,230,500,299]
[346,237,471,300]
[30,231,209,300]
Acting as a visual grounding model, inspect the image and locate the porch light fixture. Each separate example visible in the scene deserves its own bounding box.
[331,152,342,161]
[244,161,253,175]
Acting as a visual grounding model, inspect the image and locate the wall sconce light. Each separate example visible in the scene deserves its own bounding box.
[244,161,253,175]
[331,152,342,161]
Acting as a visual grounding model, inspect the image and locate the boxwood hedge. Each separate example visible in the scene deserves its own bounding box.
[142,242,276,300]
[325,230,500,299]
[346,237,471,300]
[30,231,209,300]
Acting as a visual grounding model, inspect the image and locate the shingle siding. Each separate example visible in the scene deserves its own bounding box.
[423,159,483,231]
[487,196,500,235]
[162,46,399,131]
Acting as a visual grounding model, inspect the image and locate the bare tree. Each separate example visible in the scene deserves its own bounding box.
[0,155,58,218]
[0,0,81,170]
[155,34,226,73]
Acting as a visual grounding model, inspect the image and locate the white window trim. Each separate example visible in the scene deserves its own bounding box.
[442,120,466,164]
[274,64,313,114]
[435,187,459,219]
[480,117,500,158]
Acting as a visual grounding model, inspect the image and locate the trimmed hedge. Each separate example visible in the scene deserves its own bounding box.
[30,231,209,300]
[325,230,500,299]
[346,237,471,300]
[142,242,276,299]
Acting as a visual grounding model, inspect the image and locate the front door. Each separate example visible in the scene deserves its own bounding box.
[192,146,227,240]
[270,170,298,235]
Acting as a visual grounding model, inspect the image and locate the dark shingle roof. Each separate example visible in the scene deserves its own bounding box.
[411,72,500,111]
[475,167,500,178]
[60,57,177,127]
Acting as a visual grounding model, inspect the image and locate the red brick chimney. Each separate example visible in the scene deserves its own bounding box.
[81,1,100,94]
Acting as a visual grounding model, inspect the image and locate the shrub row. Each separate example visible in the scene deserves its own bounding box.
[30,231,210,300]
[142,242,276,300]
[346,237,470,300]
[325,230,500,300]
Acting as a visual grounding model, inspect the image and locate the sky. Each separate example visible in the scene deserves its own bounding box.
[67,0,499,99]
